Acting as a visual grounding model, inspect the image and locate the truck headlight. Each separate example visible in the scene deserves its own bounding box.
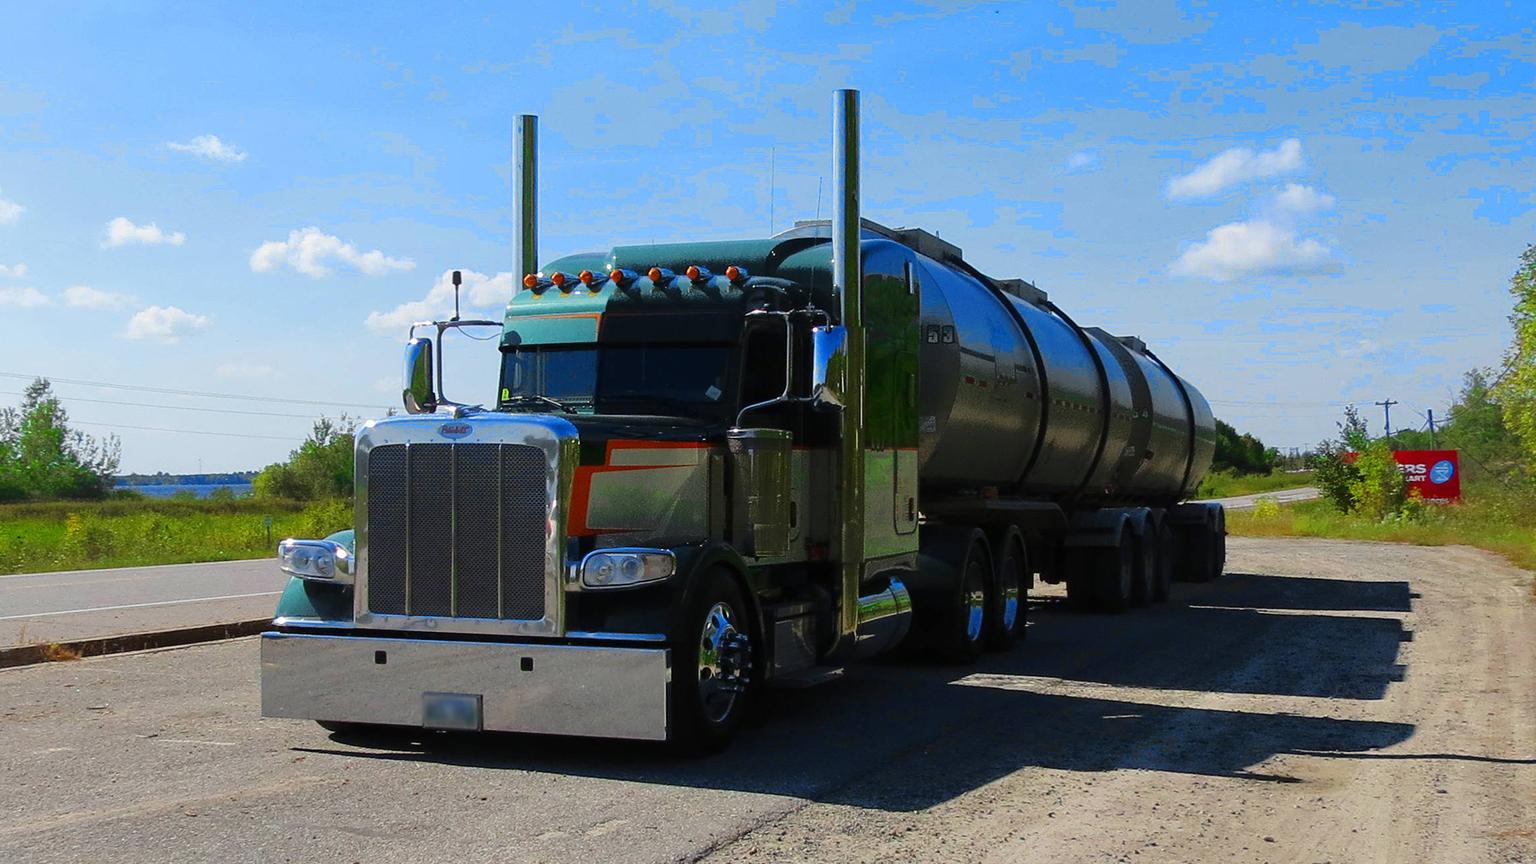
[580,549,675,589]
[278,538,354,584]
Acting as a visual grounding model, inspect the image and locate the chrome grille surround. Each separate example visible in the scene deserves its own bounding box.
[354,413,578,638]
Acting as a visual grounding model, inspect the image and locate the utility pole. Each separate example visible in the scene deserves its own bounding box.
[1427,408,1438,449]
[1375,399,1399,443]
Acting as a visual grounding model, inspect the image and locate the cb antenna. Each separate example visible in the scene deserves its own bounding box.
[451,270,462,322]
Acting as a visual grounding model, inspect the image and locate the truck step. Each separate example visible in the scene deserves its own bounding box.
[769,665,845,689]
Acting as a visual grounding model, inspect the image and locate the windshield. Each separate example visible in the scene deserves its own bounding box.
[499,344,735,417]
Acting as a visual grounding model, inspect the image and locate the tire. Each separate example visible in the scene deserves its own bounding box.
[1212,507,1228,579]
[1092,529,1134,613]
[1184,508,1222,583]
[1152,522,1175,602]
[669,569,756,753]
[916,528,992,664]
[985,532,1027,651]
[1129,526,1155,609]
[1062,548,1095,611]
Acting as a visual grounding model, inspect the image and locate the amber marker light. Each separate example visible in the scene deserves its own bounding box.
[523,274,539,289]
[578,270,595,287]
[725,265,748,283]
[550,271,568,288]
[647,267,664,282]
[685,266,700,280]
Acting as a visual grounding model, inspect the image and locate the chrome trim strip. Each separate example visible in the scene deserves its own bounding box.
[271,617,355,630]
[564,631,669,643]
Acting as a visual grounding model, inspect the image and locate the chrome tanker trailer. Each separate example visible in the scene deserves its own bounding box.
[260,90,1224,750]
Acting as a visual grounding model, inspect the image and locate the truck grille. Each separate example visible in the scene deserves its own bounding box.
[365,443,548,620]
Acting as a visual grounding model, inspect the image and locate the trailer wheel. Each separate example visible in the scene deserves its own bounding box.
[1183,509,1223,583]
[915,527,992,664]
[1062,548,1095,611]
[670,569,755,753]
[1213,507,1228,579]
[1152,522,1175,602]
[985,532,1027,651]
[1130,528,1156,609]
[1092,529,1134,613]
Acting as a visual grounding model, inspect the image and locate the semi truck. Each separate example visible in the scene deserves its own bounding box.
[260,89,1225,750]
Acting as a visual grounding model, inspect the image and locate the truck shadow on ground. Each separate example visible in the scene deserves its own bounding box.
[298,569,1420,812]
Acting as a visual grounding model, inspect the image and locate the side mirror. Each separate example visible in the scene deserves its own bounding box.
[809,324,847,409]
[403,337,438,414]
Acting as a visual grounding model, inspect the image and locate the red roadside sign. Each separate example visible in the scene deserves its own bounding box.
[1393,449,1461,502]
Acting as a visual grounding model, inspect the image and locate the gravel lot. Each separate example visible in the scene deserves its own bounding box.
[2,537,1532,864]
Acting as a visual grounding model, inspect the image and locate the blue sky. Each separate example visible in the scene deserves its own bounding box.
[1,1,1532,473]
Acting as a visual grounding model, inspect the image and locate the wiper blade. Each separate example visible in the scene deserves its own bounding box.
[501,395,576,414]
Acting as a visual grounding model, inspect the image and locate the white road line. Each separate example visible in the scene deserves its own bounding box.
[0,558,269,580]
[0,591,282,621]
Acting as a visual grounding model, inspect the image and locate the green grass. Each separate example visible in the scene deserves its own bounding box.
[0,498,353,575]
[1228,484,1536,580]
[1195,469,1315,499]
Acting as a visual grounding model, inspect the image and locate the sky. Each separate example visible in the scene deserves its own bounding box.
[0,1,1532,473]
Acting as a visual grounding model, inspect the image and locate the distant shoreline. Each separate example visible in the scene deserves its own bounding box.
[114,482,255,499]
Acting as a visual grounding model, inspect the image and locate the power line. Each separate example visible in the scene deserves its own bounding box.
[71,419,301,442]
[0,390,325,421]
[0,372,391,411]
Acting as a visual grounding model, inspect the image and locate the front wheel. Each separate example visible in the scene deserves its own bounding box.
[670,570,756,753]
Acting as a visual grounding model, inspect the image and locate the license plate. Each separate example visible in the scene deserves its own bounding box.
[422,692,482,731]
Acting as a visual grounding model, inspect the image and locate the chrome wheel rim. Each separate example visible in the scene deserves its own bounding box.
[964,557,986,642]
[698,601,751,724]
[1000,559,1021,631]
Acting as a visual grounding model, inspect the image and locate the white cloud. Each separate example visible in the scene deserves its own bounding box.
[0,286,48,308]
[0,263,25,278]
[0,187,23,224]
[1271,183,1336,215]
[250,227,415,278]
[123,305,210,342]
[366,268,514,333]
[1170,220,1337,282]
[1166,139,1304,199]
[64,284,134,310]
[166,134,247,162]
[1064,151,1099,173]
[104,216,186,248]
[216,362,275,379]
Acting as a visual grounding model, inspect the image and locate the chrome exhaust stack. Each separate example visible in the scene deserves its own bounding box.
[514,114,538,281]
[831,88,866,655]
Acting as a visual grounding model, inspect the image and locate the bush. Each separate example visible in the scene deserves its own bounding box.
[253,416,356,501]
[1349,438,1409,521]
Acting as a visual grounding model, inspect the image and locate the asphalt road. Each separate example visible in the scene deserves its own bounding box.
[1203,485,1320,511]
[2,538,1531,864]
[0,559,283,647]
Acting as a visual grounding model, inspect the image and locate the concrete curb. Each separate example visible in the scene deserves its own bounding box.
[0,619,271,670]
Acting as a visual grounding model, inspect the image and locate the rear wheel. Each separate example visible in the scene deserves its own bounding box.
[1152,521,1175,602]
[916,527,992,664]
[1183,509,1222,583]
[1212,507,1228,579]
[1130,526,1156,609]
[1092,529,1134,613]
[1062,548,1095,611]
[986,533,1027,650]
[670,570,756,753]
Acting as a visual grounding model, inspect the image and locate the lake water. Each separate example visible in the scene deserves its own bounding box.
[116,483,255,499]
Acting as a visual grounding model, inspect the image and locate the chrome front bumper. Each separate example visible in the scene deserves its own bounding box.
[260,632,672,741]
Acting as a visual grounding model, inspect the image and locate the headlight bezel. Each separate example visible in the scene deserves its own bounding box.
[579,548,676,590]
[278,538,354,585]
